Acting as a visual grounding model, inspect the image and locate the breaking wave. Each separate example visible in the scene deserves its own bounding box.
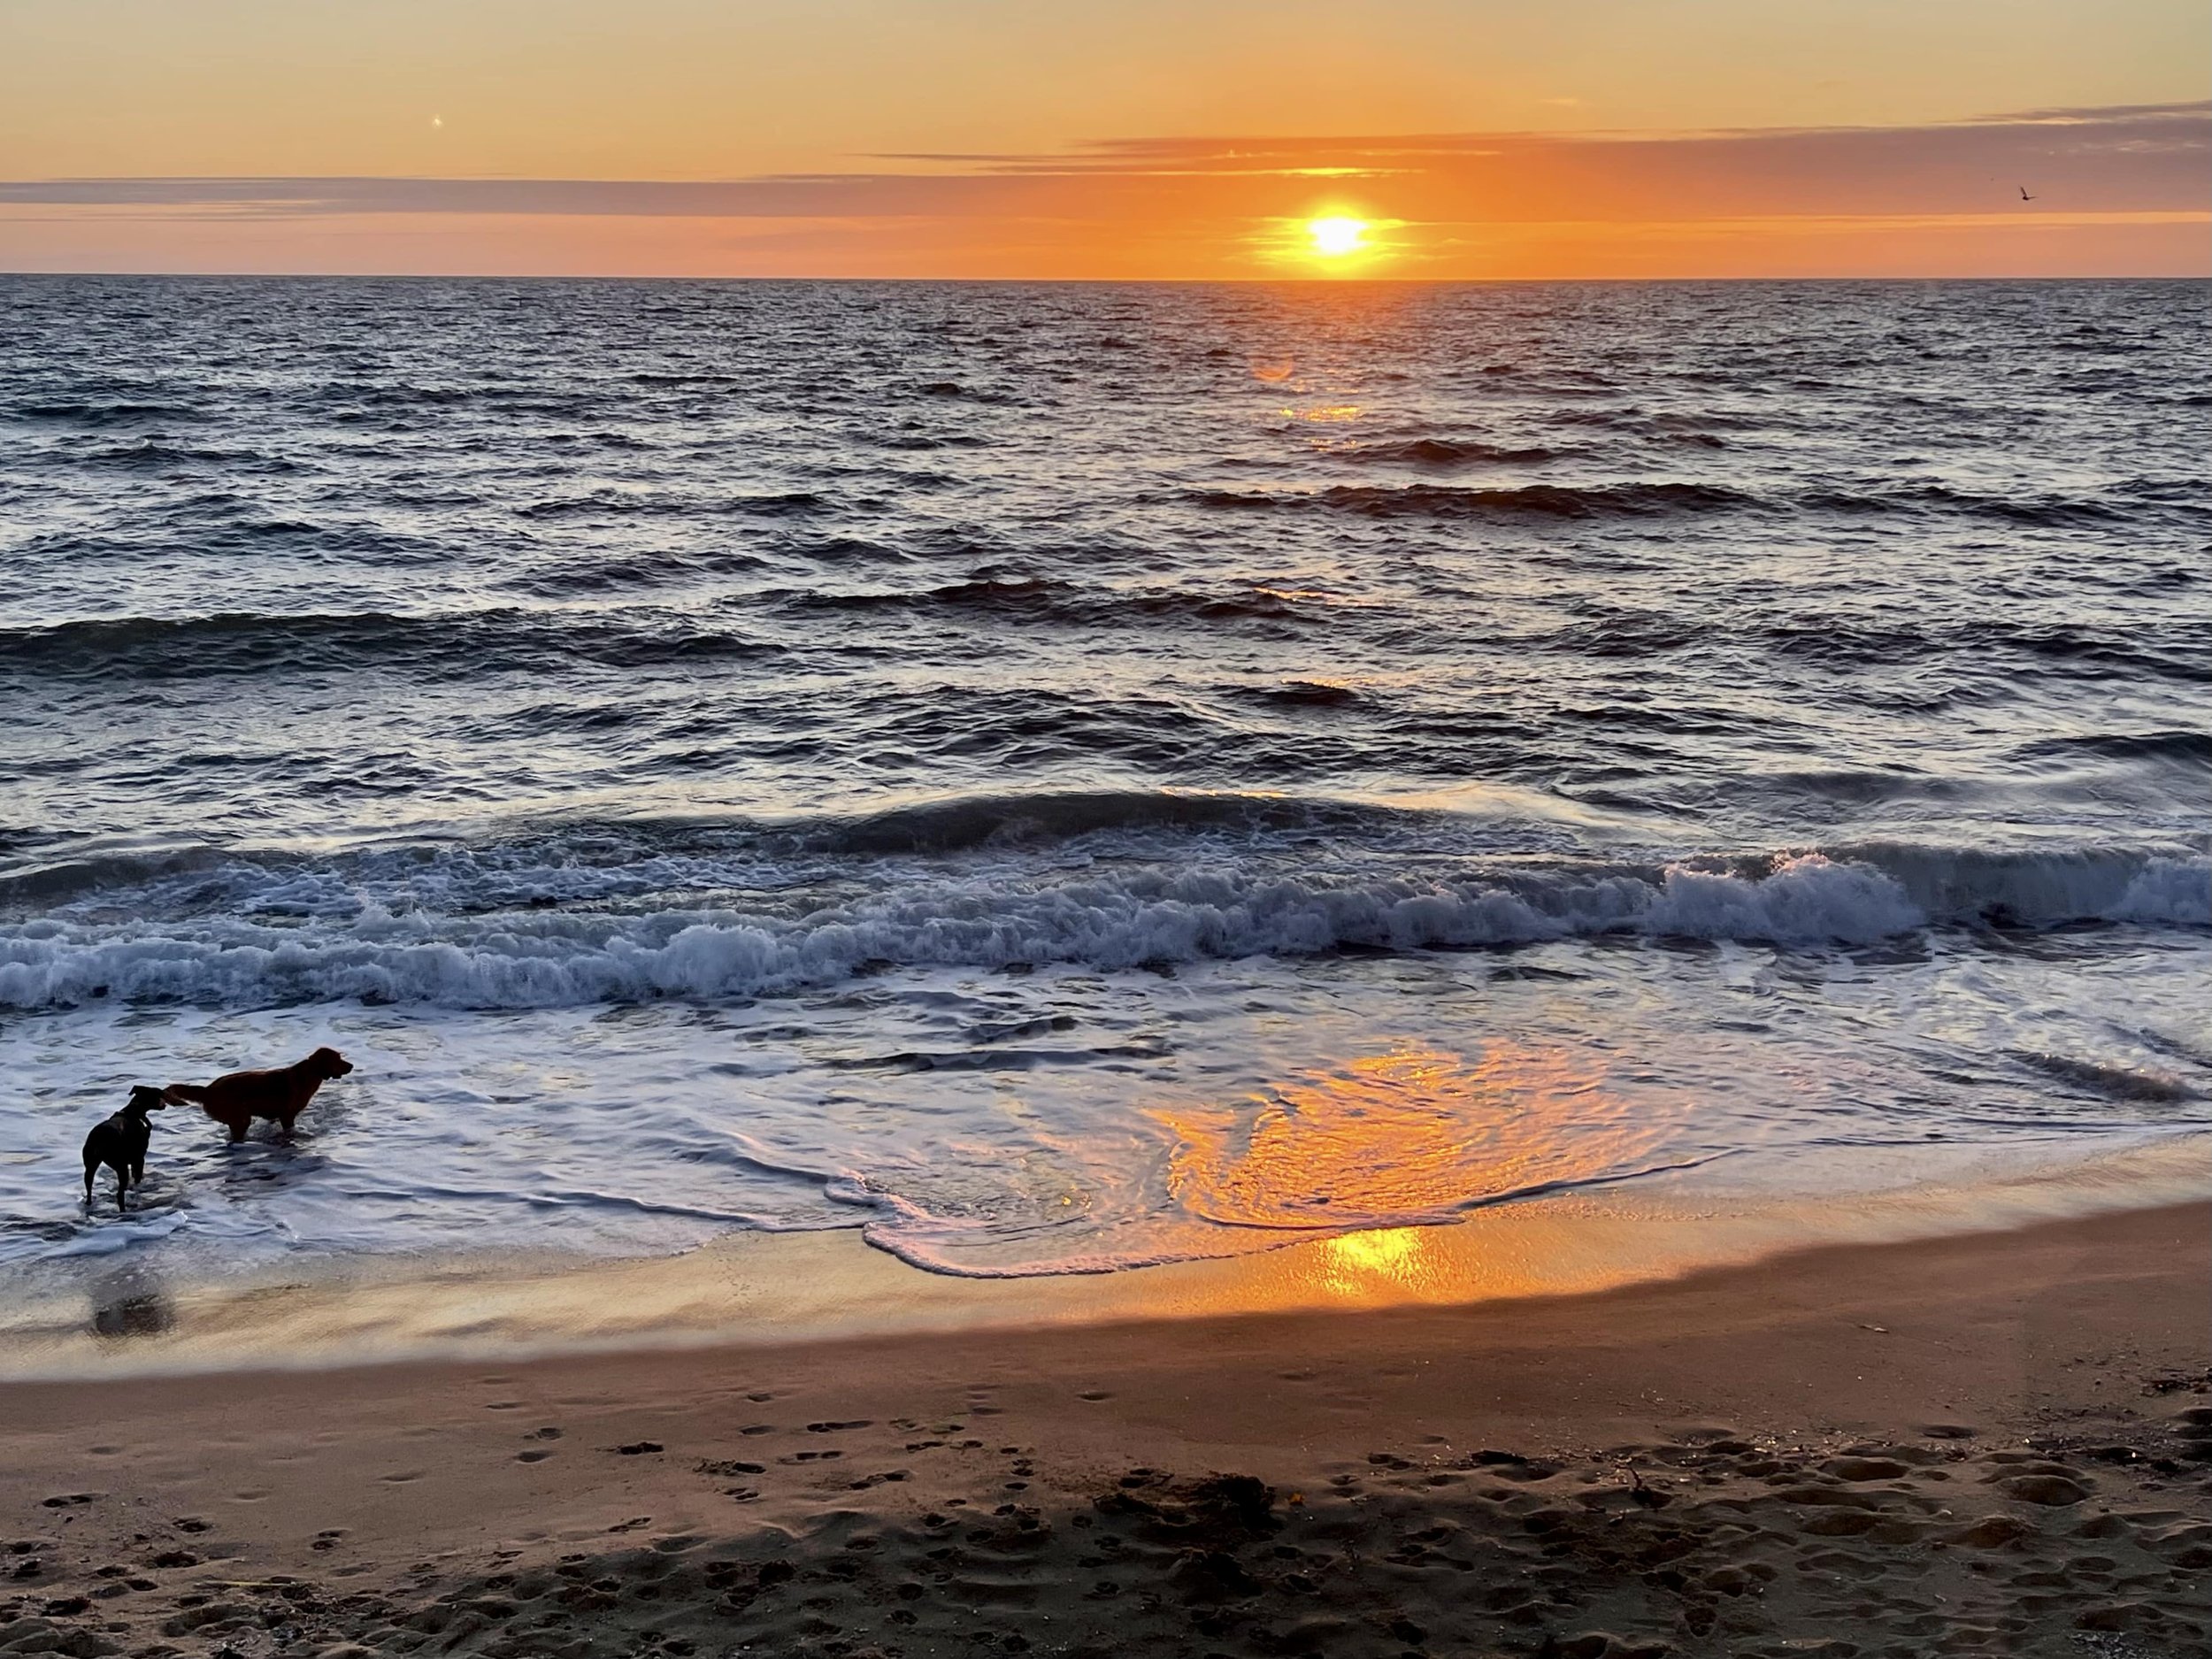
[2,818,2201,1011]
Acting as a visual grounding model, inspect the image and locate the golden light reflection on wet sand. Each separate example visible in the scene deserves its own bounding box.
[1151,1042,1650,1234]
[1311,1225,1438,1295]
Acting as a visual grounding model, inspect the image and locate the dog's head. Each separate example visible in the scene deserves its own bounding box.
[306,1046,354,1079]
[127,1085,170,1114]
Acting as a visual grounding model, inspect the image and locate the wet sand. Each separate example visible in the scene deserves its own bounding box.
[2,1201,2207,1657]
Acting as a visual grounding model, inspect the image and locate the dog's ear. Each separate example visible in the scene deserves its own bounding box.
[314,1046,353,1076]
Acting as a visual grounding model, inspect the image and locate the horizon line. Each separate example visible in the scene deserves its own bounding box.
[5,268,2208,283]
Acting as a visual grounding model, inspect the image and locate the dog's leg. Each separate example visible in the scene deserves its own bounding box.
[83,1156,96,1204]
[116,1167,129,1212]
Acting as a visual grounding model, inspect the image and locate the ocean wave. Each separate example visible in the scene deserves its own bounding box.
[1340,437,1565,466]
[1824,841,2210,929]
[0,607,780,679]
[1187,480,1757,518]
[9,398,204,426]
[2009,1051,2198,1104]
[1,836,2202,1011]
[503,549,774,597]
[1796,483,2112,526]
[75,440,296,472]
[515,488,830,520]
[769,577,1308,628]
[2012,730,2212,769]
[797,787,1409,853]
[1798,479,2210,530]
[1181,476,2205,532]
[1747,618,2212,683]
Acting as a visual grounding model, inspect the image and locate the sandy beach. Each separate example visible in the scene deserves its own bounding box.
[3,1201,2206,1658]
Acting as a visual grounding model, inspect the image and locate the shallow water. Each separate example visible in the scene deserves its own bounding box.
[2,276,2207,1301]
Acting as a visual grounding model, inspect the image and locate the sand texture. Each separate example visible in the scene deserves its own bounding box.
[2,1202,2207,1658]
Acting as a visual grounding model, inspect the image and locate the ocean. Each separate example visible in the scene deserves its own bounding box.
[2,276,2207,1326]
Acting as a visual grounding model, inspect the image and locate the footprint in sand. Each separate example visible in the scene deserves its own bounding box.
[516,1450,555,1463]
[1078,1390,1111,1402]
[378,1473,422,1485]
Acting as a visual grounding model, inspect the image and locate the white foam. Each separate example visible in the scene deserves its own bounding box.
[2,844,2202,1011]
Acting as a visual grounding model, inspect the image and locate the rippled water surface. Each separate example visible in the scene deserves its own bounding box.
[2,277,2207,1287]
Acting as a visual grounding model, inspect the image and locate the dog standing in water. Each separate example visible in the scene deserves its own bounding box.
[166,1047,354,1142]
[82,1085,170,1210]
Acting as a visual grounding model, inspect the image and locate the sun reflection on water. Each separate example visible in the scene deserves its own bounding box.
[1151,1042,1658,1237]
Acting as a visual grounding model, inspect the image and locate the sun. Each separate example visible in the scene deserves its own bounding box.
[1305,216,1370,258]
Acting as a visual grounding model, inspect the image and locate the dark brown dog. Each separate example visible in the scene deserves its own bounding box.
[82,1085,170,1210]
[166,1047,354,1142]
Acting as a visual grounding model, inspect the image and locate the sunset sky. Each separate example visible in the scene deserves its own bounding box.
[3,0,2207,278]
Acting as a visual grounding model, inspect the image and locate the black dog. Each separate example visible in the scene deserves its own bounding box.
[82,1086,170,1211]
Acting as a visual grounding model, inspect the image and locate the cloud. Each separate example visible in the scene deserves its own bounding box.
[2,103,2202,227]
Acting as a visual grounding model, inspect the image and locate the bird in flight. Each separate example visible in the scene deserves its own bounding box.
[2018,185,2037,201]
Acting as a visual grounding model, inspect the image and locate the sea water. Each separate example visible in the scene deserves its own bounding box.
[2,277,2206,1309]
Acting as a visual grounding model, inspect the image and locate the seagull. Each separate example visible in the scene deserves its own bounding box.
[2018,185,2036,201]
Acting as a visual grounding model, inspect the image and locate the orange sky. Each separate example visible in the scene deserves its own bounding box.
[3,1,2206,277]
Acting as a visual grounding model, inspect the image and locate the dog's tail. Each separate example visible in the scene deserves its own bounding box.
[162,1083,211,1106]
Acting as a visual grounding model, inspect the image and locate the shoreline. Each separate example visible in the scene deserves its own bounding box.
[2,1200,2206,1655]
[5,1131,2205,1381]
